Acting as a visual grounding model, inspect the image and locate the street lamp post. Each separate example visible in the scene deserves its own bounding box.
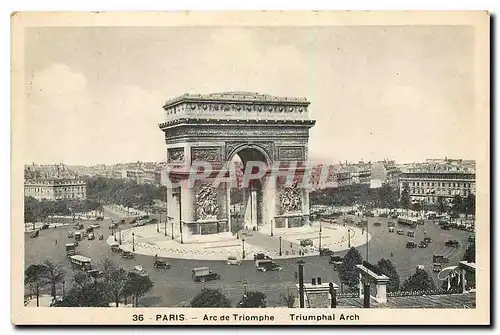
[242,238,246,259]
[119,228,122,245]
[279,236,282,256]
[270,219,274,237]
[157,219,159,233]
[62,280,65,297]
[297,260,305,308]
[171,217,174,240]
[164,217,167,237]
[348,228,351,248]
[319,232,322,251]
[132,232,135,252]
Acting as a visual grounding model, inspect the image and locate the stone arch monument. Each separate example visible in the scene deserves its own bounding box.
[159,92,316,243]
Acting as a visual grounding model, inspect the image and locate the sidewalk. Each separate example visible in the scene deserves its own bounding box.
[108,220,370,261]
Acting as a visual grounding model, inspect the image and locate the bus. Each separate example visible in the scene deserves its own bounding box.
[69,255,92,271]
[397,217,418,229]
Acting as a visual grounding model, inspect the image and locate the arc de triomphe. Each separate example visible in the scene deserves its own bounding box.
[159,92,316,243]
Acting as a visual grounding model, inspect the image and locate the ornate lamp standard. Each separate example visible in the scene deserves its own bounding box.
[119,227,122,245]
[319,232,322,251]
[242,238,246,259]
[132,232,135,252]
[297,260,305,308]
[279,236,282,256]
[270,219,274,237]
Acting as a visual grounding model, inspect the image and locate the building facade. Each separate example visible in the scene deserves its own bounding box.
[399,170,475,204]
[24,179,87,201]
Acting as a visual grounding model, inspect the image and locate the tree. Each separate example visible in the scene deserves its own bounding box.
[338,247,363,288]
[399,184,411,209]
[437,196,446,214]
[280,289,296,308]
[41,260,65,300]
[57,281,110,307]
[463,194,476,219]
[463,242,476,263]
[101,258,128,307]
[123,272,154,307]
[190,288,231,308]
[451,195,463,215]
[375,258,400,292]
[401,268,436,291]
[411,202,422,212]
[237,291,267,308]
[25,264,48,307]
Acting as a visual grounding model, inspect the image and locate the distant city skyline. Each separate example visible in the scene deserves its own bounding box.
[25,26,476,165]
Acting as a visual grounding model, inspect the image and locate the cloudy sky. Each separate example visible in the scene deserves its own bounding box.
[24,26,475,165]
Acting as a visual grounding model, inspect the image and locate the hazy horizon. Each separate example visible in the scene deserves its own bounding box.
[25,26,476,166]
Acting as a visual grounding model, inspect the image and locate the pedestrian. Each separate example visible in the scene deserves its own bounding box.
[390,251,394,257]
[55,239,58,245]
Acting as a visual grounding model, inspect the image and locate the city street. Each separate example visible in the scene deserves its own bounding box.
[25,211,473,307]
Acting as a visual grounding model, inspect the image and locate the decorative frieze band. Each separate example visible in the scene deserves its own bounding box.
[191,147,223,164]
[277,146,305,161]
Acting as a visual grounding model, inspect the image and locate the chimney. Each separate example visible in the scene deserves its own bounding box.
[311,278,316,285]
[317,277,322,285]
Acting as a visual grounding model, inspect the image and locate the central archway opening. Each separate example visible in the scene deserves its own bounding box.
[229,146,270,234]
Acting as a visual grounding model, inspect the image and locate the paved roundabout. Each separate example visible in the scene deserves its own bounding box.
[25,208,472,307]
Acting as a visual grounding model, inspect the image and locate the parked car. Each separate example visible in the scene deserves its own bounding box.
[110,244,121,253]
[407,230,415,237]
[424,237,432,244]
[192,267,220,282]
[319,248,335,256]
[300,239,313,247]
[388,227,394,233]
[226,256,241,265]
[121,251,135,259]
[397,229,405,235]
[154,260,171,269]
[87,233,95,240]
[256,260,283,272]
[445,240,459,247]
[373,222,382,227]
[418,241,428,248]
[433,255,449,263]
[406,241,417,248]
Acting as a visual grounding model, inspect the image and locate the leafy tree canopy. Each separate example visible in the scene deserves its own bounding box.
[190,288,231,308]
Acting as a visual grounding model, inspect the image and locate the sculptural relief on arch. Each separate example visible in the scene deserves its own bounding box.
[159,92,315,243]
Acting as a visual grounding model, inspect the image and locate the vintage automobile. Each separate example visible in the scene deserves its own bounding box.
[433,263,443,273]
[397,229,405,235]
[86,226,94,233]
[41,223,50,230]
[30,230,40,238]
[445,240,460,247]
[95,216,104,221]
[74,231,83,241]
[329,256,343,270]
[89,223,101,229]
[440,225,451,230]
[253,253,272,261]
[373,221,382,227]
[378,213,389,218]
[256,260,283,272]
[119,219,126,225]
[87,233,95,240]
[154,260,171,269]
[407,230,415,237]
[109,222,119,230]
[226,256,241,266]
[192,267,220,282]
[319,248,335,256]
[121,251,135,259]
[75,223,84,230]
[110,244,121,253]
[68,231,74,238]
[87,269,103,278]
[65,243,77,256]
[424,237,432,244]
[406,241,417,248]
[433,255,449,263]
[300,239,314,247]
[418,241,428,248]
[390,214,399,219]
[388,227,395,233]
[363,211,375,217]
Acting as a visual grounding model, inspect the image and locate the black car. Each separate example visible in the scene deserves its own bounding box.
[153,260,171,269]
[424,237,432,244]
[445,240,459,247]
[319,248,335,256]
[373,221,382,227]
[253,253,272,261]
[256,261,283,272]
[40,223,50,230]
[300,239,314,247]
[418,241,428,248]
[406,241,417,248]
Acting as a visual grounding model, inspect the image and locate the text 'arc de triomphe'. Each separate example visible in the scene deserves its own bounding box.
[159,92,316,243]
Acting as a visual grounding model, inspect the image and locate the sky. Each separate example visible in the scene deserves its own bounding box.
[24,26,476,165]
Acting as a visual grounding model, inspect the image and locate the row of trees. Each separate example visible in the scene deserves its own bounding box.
[190,288,269,308]
[25,259,154,307]
[310,184,400,208]
[24,197,103,223]
[84,176,167,211]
